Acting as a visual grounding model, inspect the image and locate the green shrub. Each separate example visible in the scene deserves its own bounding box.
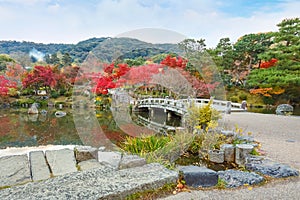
[121,131,194,168]
[190,132,227,155]
[37,100,48,107]
[59,88,67,96]
[262,96,275,105]
[239,93,248,101]
[121,134,171,154]
[21,88,34,96]
[64,91,72,97]
[50,90,59,98]
[18,98,35,105]
[186,100,221,131]
[216,178,227,189]
[230,96,239,103]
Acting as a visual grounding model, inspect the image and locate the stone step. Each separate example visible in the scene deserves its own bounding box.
[0,155,31,188]
[0,163,178,200]
[45,149,77,176]
[29,151,50,181]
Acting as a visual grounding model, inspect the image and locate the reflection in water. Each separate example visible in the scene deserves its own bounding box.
[0,108,83,149]
[0,106,183,149]
[134,108,182,127]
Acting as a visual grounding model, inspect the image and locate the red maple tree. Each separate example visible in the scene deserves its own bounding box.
[22,66,58,93]
[0,75,17,96]
[92,76,116,95]
[161,55,187,69]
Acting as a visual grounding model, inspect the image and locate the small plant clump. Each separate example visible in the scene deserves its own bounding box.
[216,178,227,189]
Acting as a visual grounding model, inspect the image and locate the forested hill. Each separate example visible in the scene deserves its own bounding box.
[0,37,181,63]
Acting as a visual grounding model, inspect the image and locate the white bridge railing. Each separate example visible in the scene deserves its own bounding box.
[136,98,246,115]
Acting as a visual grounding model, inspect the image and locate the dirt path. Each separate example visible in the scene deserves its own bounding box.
[160,112,300,200]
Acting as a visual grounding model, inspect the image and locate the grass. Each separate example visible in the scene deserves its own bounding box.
[125,182,177,200]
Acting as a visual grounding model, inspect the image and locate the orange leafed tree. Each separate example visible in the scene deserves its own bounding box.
[250,87,285,97]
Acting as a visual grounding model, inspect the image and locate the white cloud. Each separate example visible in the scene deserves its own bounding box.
[47,3,60,13]
[0,0,299,47]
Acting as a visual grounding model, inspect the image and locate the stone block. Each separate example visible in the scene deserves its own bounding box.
[74,146,98,163]
[45,149,77,176]
[235,144,254,166]
[208,150,224,163]
[179,165,218,187]
[221,144,235,163]
[119,154,146,169]
[77,159,104,171]
[220,130,236,137]
[98,151,121,169]
[236,135,255,143]
[0,155,31,187]
[29,151,50,181]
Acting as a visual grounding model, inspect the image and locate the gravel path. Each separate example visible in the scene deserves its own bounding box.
[222,112,300,169]
[160,112,300,200]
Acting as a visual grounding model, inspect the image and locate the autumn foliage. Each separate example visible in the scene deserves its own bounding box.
[92,63,130,95]
[250,87,284,97]
[22,66,58,92]
[160,55,187,69]
[260,58,278,69]
[0,75,17,96]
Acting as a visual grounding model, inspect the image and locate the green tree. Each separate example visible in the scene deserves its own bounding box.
[49,53,60,66]
[209,38,235,86]
[62,53,72,67]
[259,18,300,70]
[234,32,273,69]
[0,54,15,71]
[178,38,206,55]
[247,18,300,104]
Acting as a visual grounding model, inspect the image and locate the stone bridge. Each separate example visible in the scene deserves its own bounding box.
[135,97,246,116]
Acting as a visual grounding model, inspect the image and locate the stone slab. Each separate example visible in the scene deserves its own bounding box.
[75,146,98,163]
[218,169,264,188]
[0,155,31,187]
[29,151,50,181]
[97,151,122,169]
[78,159,104,171]
[179,165,218,188]
[45,149,77,176]
[246,158,299,178]
[0,163,178,200]
[119,154,147,169]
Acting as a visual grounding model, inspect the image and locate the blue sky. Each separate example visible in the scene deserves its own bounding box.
[0,0,299,47]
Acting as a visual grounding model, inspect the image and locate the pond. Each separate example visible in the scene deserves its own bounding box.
[1,105,299,149]
[0,108,127,149]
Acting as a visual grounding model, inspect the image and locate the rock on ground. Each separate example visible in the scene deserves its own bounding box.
[179,165,218,188]
[119,154,147,170]
[29,151,50,181]
[45,149,77,176]
[77,159,104,171]
[0,163,178,200]
[0,155,31,188]
[218,169,264,188]
[246,159,299,178]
